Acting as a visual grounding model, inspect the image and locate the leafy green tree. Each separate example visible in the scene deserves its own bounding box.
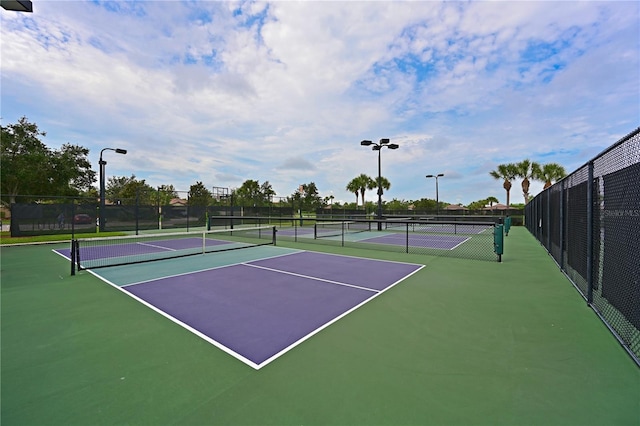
[188,181,212,206]
[299,182,322,211]
[106,175,155,205]
[385,198,407,212]
[287,187,303,212]
[1,116,95,203]
[467,199,487,211]
[54,144,95,195]
[534,163,567,189]
[157,185,178,205]
[411,198,438,212]
[489,163,518,207]
[235,179,261,206]
[260,181,276,205]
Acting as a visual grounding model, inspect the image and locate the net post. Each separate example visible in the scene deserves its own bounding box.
[405,222,409,253]
[75,239,82,271]
[494,223,504,262]
[70,239,76,276]
[559,182,565,270]
[272,226,277,246]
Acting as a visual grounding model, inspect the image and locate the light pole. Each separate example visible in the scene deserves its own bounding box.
[426,173,444,216]
[361,138,399,230]
[99,147,127,232]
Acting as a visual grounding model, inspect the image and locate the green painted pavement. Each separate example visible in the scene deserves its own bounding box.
[1,227,638,425]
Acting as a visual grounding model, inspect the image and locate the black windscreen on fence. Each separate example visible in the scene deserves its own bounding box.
[600,161,640,330]
[525,127,640,367]
[548,184,562,262]
[566,178,588,288]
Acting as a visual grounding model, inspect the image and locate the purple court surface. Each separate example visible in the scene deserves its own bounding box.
[98,250,424,369]
[359,233,469,250]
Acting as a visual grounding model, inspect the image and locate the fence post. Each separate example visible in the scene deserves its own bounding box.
[135,188,140,235]
[546,187,551,250]
[559,183,565,270]
[586,161,594,305]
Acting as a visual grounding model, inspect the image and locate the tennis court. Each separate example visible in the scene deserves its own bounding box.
[54,240,423,369]
[275,220,500,261]
[2,227,638,425]
[278,219,495,252]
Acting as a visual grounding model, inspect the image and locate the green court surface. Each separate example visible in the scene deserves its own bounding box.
[1,227,638,425]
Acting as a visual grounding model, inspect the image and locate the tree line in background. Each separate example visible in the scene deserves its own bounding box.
[2,117,565,212]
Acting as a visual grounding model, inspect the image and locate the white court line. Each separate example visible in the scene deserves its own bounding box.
[86,268,262,370]
[256,263,425,369]
[84,249,425,370]
[243,263,380,293]
[136,241,178,251]
[121,249,303,288]
[447,236,472,251]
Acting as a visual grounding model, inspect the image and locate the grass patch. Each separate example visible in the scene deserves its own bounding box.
[0,231,126,245]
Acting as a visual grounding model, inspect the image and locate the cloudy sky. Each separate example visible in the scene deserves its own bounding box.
[1,1,638,205]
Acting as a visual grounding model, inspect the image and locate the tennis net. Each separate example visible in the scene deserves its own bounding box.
[314,221,372,239]
[72,226,276,270]
[384,217,412,229]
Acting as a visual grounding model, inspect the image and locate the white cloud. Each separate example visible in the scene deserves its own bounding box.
[1,0,638,206]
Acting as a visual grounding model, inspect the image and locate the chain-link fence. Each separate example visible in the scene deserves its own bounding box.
[525,127,640,367]
[316,208,524,225]
[5,195,293,237]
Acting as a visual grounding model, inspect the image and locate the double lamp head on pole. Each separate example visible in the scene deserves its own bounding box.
[426,173,444,216]
[360,138,399,150]
[360,138,399,230]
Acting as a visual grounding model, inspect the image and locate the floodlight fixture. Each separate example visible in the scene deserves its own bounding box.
[360,140,373,146]
[1,1,33,12]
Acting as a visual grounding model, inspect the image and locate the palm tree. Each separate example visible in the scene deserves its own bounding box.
[347,174,390,210]
[534,163,567,189]
[356,174,375,209]
[514,159,540,204]
[489,163,518,207]
[486,196,499,209]
[370,176,391,196]
[346,177,361,207]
